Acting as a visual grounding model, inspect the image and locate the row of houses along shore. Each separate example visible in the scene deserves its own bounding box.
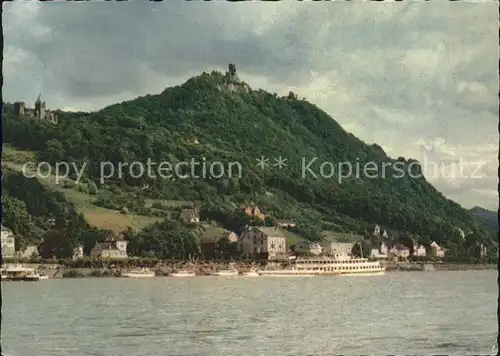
[3,223,481,264]
[1,204,492,262]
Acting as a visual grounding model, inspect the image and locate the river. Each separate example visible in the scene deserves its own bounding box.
[1,270,497,355]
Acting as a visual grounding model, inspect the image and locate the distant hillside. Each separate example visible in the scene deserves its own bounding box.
[469,206,498,232]
[2,66,496,254]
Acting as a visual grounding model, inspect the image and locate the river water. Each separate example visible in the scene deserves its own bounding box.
[1,271,497,355]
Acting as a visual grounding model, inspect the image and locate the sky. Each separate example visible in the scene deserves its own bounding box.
[3,2,498,210]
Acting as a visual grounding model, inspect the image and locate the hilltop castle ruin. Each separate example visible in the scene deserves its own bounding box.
[14,93,58,124]
[218,64,250,94]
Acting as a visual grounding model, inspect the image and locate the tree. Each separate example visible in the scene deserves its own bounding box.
[38,229,74,259]
[2,195,32,236]
[264,216,276,227]
[351,240,372,258]
[87,181,98,195]
[2,70,495,256]
[214,237,238,260]
[127,220,200,260]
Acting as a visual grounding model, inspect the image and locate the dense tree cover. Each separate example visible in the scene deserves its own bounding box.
[351,240,373,258]
[127,220,201,260]
[2,70,496,256]
[2,169,115,253]
[38,229,74,259]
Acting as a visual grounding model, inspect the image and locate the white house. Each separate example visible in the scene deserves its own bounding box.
[294,241,322,255]
[1,224,15,258]
[373,224,381,237]
[321,240,355,257]
[91,237,128,259]
[430,241,445,258]
[389,243,410,259]
[371,242,389,259]
[238,226,287,260]
[413,244,426,257]
[178,208,200,224]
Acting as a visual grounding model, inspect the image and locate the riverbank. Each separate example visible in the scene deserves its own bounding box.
[42,262,260,278]
[28,262,497,279]
[381,262,497,272]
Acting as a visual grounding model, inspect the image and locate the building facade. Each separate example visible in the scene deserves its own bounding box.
[1,224,15,258]
[14,93,58,124]
[430,241,445,258]
[91,238,128,259]
[371,242,389,259]
[238,226,286,260]
[240,204,265,220]
[413,244,427,257]
[389,243,410,259]
[179,208,200,224]
[321,240,354,257]
[294,241,323,255]
[17,245,39,259]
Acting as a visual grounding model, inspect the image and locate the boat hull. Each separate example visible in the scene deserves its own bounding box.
[337,270,385,276]
[171,272,196,277]
[211,272,239,277]
[122,273,155,278]
[1,277,40,281]
[241,272,259,277]
[258,270,336,277]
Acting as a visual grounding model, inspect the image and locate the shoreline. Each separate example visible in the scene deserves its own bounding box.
[382,262,497,272]
[27,263,498,279]
[3,261,496,280]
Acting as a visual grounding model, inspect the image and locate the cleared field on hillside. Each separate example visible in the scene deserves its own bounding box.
[2,146,163,233]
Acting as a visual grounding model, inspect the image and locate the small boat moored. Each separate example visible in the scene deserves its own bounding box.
[38,272,50,280]
[122,268,156,278]
[212,264,239,276]
[24,268,40,281]
[1,264,40,281]
[171,270,196,277]
[241,268,260,277]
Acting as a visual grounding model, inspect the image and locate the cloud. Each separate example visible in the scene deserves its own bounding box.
[3,2,498,210]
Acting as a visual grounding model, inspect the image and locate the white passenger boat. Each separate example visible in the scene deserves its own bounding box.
[38,272,49,280]
[171,270,196,277]
[122,268,155,278]
[24,268,40,281]
[1,264,40,281]
[212,265,239,276]
[258,256,385,277]
[241,268,260,277]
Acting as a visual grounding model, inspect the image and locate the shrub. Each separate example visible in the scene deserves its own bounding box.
[62,269,84,278]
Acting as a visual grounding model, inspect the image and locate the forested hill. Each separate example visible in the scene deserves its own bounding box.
[2,68,495,253]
